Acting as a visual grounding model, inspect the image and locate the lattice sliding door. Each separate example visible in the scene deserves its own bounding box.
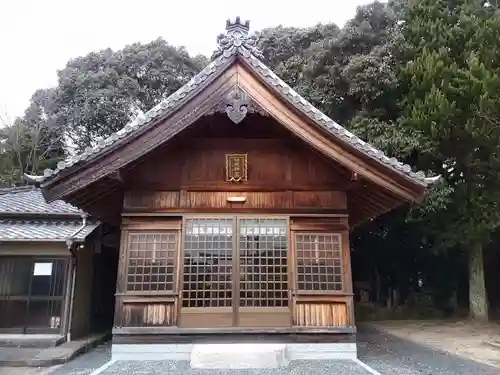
[179,218,235,328]
[238,218,291,327]
[178,216,292,328]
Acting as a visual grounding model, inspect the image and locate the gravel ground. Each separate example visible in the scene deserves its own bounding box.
[93,360,373,375]
[358,329,500,375]
[46,329,500,375]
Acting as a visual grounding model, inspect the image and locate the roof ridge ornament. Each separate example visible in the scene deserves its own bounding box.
[206,86,269,122]
[214,17,263,59]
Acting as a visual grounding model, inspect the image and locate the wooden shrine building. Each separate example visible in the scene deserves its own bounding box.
[29,18,438,356]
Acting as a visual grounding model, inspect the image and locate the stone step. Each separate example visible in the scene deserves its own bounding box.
[190,343,289,369]
[0,335,64,348]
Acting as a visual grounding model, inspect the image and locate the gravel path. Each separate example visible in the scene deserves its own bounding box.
[47,329,500,375]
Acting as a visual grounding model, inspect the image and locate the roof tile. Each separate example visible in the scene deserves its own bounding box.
[0,219,99,242]
[0,186,81,215]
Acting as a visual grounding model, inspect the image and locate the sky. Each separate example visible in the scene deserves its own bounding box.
[0,0,372,122]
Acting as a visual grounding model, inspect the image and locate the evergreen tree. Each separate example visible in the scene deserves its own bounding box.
[397,0,500,319]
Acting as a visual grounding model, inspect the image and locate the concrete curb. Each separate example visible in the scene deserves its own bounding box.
[0,332,110,367]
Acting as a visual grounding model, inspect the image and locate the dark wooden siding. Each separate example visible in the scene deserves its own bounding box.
[123,191,347,212]
[122,115,350,213]
[124,116,351,192]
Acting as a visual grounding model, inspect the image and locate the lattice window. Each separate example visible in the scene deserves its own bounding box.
[295,233,343,292]
[126,232,177,292]
[239,218,288,307]
[182,218,233,308]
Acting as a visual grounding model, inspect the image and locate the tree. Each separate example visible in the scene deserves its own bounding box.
[254,24,338,96]
[0,89,64,187]
[256,24,339,70]
[301,1,400,124]
[397,0,500,320]
[52,38,207,152]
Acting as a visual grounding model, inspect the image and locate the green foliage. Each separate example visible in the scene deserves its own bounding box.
[256,24,339,70]
[53,38,206,151]
[398,0,500,247]
[0,88,63,187]
[0,38,205,184]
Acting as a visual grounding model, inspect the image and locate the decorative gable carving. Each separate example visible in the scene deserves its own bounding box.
[206,86,268,123]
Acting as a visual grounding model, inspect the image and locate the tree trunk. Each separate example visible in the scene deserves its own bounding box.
[468,242,488,320]
[393,288,399,308]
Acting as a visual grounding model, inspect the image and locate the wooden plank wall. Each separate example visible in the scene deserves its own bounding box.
[295,302,348,327]
[123,190,346,212]
[121,300,177,327]
[123,131,350,213]
[124,134,351,194]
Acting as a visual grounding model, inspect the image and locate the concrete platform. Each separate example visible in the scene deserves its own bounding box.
[112,342,358,366]
[0,331,110,367]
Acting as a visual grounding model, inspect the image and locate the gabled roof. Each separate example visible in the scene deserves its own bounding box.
[30,17,438,192]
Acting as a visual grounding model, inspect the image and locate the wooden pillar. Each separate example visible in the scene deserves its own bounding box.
[113,226,129,329]
[61,254,75,340]
[341,229,355,326]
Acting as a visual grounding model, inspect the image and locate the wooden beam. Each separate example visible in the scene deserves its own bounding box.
[112,326,356,335]
[109,170,125,184]
[71,180,120,207]
[345,172,362,191]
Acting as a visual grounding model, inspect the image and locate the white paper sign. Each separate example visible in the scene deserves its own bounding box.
[33,262,53,276]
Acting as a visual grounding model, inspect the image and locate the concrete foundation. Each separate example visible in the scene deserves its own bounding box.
[111,342,357,367]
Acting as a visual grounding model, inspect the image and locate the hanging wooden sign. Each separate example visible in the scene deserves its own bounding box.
[225,154,248,182]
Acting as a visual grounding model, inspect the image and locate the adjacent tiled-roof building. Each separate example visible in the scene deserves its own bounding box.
[0,186,98,242]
